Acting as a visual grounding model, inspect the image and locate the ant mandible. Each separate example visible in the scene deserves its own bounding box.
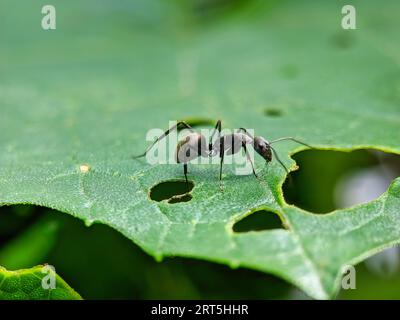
[134,120,312,189]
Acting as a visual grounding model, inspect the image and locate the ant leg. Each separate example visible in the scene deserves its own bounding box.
[269,146,294,186]
[241,142,258,179]
[269,146,289,174]
[209,120,222,153]
[183,163,188,184]
[176,121,195,133]
[219,137,225,190]
[237,128,255,141]
[133,121,194,158]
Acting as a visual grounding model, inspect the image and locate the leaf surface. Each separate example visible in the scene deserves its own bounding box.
[0,265,82,300]
[1,0,400,299]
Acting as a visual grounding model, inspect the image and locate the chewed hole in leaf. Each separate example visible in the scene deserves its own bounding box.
[331,31,355,50]
[149,180,194,203]
[193,0,256,20]
[283,149,400,214]
[233,210,284,233]
[264,108,283,117]
[177,118,215,131]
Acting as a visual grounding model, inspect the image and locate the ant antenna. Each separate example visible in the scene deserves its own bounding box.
[269,137,312,149]
[268,137,313,185]
[267,136,313,173]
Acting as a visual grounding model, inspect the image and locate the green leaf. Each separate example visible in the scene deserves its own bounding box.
[0,265,82,300]
[1,0,399,299]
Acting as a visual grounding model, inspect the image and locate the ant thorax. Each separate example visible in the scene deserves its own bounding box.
[210,133,253,157]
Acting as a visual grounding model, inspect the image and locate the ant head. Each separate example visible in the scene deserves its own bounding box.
[253,136,272,162]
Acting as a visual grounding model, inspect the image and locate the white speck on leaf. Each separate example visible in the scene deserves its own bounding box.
[79,164,90,173]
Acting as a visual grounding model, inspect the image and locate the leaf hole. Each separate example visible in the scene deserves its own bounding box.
[283,149,400,214]
[192,0,257,20]
[264,108,283,118]
[177,118,215,131]
[233,210,284,233]
[149,180,194,203]
[331,31,356,50]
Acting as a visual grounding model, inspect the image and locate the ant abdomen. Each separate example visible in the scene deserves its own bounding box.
[176,133,208,164]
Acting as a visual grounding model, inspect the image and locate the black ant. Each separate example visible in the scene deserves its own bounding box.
[134,120,312,189]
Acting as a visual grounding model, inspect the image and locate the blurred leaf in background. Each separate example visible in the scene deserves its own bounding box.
[0,215,59,270]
